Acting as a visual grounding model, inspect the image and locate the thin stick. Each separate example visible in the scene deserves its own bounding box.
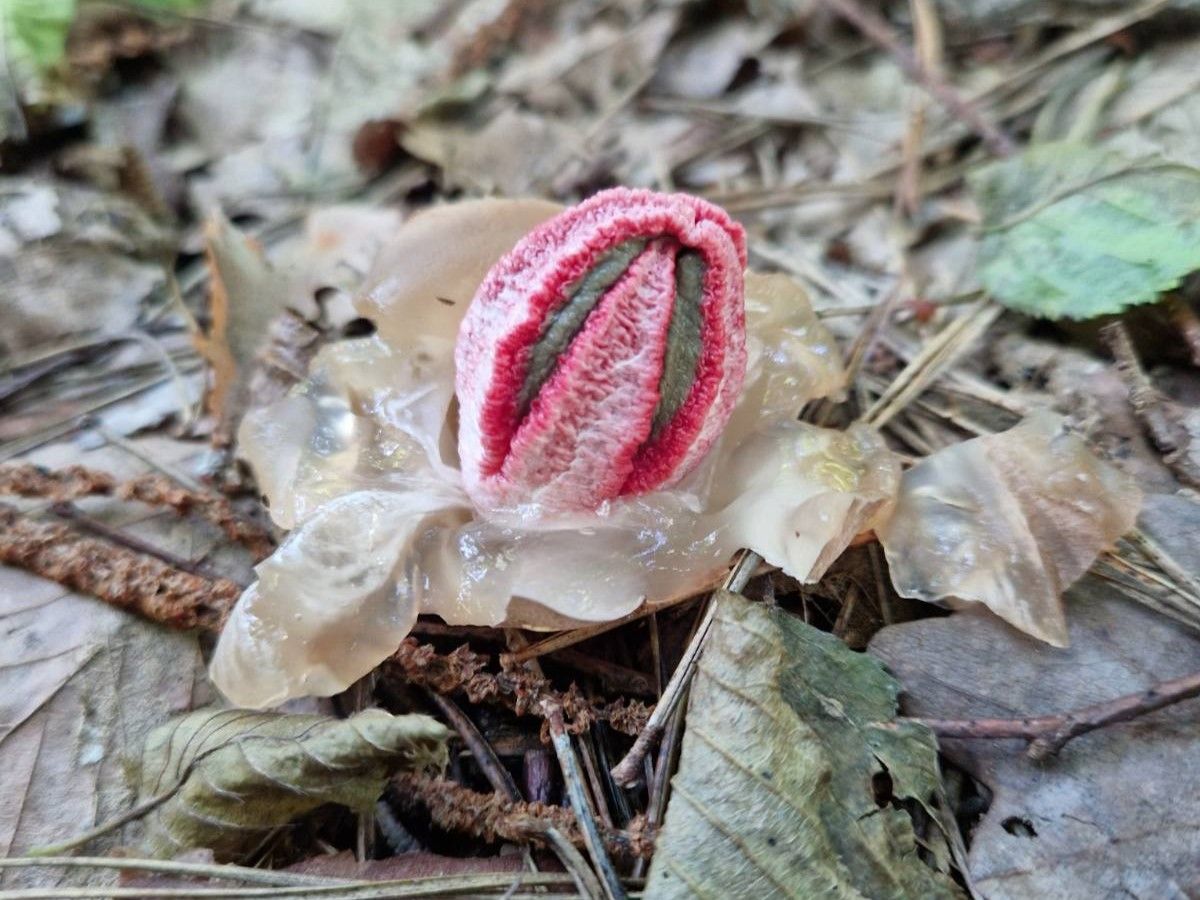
[0,874,576,899]
[542,702,627,900]
[609,551,761,786]
[426,690,522,802]
[916,668,1200,761]
[0,858,338,887]
[861,302,1001,428]
[535,825,608,900]
[817,0,1016,157]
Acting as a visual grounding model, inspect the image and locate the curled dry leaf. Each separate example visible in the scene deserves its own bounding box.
[137,708,448,861]
[645,592,963,899]
[213,194,873,708]
[876,411,1142,646]
[194,212,291,443]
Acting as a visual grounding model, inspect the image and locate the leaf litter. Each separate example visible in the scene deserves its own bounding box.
[3,0,1200,896]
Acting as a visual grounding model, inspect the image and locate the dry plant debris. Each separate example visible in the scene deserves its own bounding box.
[646,591,962,899]
[4,0,1200,895]
[136,708,448,861]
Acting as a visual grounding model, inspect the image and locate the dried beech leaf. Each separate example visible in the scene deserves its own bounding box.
[876,411,1141,646]
[195,212,291,442]
[138,708,448,860]
[356,198,562,351]
[646,591,962,899]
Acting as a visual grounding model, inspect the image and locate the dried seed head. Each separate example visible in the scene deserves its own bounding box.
[455,188,747,512]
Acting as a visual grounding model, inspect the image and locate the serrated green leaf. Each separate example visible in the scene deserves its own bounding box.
[1,0,76,72]
[645,592,963,900]
[972,141,1200,319]
[137,708,449,861]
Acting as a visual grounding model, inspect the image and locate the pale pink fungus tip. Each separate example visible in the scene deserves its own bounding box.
[454,188,748,513]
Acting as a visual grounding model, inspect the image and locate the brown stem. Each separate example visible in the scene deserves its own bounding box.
[916,668,1200,760]
[426,689,522,802]
[818,0,1017,157]
[0,463,274,558]
[1099,320,1200,488]
[391,773,653,862]
[1165,294,1200,368]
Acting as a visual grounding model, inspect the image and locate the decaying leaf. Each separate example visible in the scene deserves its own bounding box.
[870,575,1200,899]
[973,142,1200,319]
[645,591,962,900]
[0,177,173,355]
[0,435,218,886]
[876,411,1141,646]
[137,708,449,860]
[194,212,292,443]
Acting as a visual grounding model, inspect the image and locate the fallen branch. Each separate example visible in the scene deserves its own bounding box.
[391,773,654,863]
[0,502,241,631]
[915,668,1200,760]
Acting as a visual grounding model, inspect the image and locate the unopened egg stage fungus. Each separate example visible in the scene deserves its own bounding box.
[455,189,747,512]
[211,189,1140,708]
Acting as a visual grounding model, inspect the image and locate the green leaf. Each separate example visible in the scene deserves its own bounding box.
[1,0,76,72]
[137,708,449,860]
[1,0,203,82]
[973,141,1200,319]
[645,592,963,900]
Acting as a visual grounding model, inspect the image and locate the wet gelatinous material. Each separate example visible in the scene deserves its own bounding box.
[875,411,1142,646]
[210,195,1142,709]
[212,196,864,707]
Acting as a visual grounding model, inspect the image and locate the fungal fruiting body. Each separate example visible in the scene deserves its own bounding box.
[454,188,748,513]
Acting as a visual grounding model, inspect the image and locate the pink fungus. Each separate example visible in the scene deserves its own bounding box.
[455,188,747,512]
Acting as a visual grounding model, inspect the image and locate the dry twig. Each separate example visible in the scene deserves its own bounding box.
[916,668,1200,760]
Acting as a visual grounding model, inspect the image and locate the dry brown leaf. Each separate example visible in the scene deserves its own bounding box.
[0,177,173,356]
[194,212,291,444]
[876,411,1141,646]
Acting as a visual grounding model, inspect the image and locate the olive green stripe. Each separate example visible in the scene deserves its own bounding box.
[650,250,705,440]
[517,238,647,417]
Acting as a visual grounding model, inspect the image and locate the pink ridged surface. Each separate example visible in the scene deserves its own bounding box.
[455,188,747,512]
